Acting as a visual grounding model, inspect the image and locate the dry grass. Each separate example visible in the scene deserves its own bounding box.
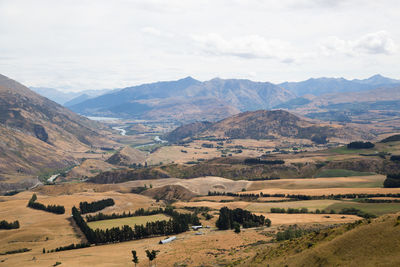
[0,190,158,256]
[66,159,116,179]
[255,213,361,225]
[88,214,170,230]
[246,213,400,267]
[247,175,386,191]
[122,176,250,195]
[246,200,341,213]
[244,187,400,196]
[191,196,237,201]
[0,220,273,267]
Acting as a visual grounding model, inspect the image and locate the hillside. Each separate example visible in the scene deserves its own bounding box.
[245,214,400,266]
[0,74,115,191]
[106,146,147,166]
[69,77,295,122]
[141,184,197,201]
[165,110,373,143]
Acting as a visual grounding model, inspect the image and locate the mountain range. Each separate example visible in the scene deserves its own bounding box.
[68,77,295,122]
[30,87,115,105]
[63,74,399,122]
[0,74,115,191]
[278,74,400,96]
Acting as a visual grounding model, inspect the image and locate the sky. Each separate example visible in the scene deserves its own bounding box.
[0,0,399,92]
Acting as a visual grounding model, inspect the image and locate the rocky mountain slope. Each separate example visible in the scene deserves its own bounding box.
[69,77,295,122]
[0,74,114,191]
[165,110,374,143]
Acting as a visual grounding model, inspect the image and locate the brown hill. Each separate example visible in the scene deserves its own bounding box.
[165,110,373,143]
[245,213,400,266]
[0,74,115,191]
[106,146,147,166]
[141,184,196,201]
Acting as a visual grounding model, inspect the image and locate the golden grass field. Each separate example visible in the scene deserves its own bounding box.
[247,175,386,191]
[2,136,400,266]
[0,190,159,255]
[87,214,171,230]
[1,177,399,267]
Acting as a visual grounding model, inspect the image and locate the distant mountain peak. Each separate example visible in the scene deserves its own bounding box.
[180,76,197,81]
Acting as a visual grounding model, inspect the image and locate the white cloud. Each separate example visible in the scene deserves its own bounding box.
[321,31,397,56]
[192,33,301,63]
[0,0,399,90]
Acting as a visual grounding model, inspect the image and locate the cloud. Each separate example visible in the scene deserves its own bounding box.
[141,27,174,38]
[321,31,397,56]
[192,33,300,63]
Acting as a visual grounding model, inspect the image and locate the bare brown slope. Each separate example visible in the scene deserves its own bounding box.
[141,184,197,201]
[246,214,400,267]
[166,109,374,143]
[0,74,115,190]
[106,146,147,166]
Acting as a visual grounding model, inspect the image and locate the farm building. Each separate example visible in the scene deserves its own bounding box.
[192,225,202,230]
[159,236,176,244]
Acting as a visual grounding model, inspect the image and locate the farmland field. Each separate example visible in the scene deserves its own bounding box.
[246,200,341,212]
[247,175,386,191]
[87,214,171,230]
[326,201,400,216]
[315,169,375,178]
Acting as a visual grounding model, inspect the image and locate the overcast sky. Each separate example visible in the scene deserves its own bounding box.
[0,0,399,91]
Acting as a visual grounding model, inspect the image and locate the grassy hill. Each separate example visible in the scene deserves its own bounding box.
[245,213,400,266]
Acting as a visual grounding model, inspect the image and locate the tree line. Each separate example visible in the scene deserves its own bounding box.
[85,208,165,222]
[358,198,400,203]
[347,141,375,149]
[44,243,90,253]
[0,219,19,230]
[247,177,280,181]
[208,191,400,200]
[216,207,271,230]
[72,206,199,245]
[244,158,285,165]
[384,173,400,188]
[0,248,31,255]
[390,155,400,162]
[27,193,65,214]
[79,198,115,214]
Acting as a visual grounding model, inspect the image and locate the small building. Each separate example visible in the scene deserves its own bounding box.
[159,236,176,244]
[192,225,203,230]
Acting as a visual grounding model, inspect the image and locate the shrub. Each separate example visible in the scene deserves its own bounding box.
[390,155,400,162]
[347,141,375,149]
[384,173,400,188]
[0,219,19,229]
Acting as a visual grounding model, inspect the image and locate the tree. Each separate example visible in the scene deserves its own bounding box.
[384,173,400,188]
[145,250,158,267]
[233,222,240,233]
[347,141,374,149]
[131,250,139,267]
